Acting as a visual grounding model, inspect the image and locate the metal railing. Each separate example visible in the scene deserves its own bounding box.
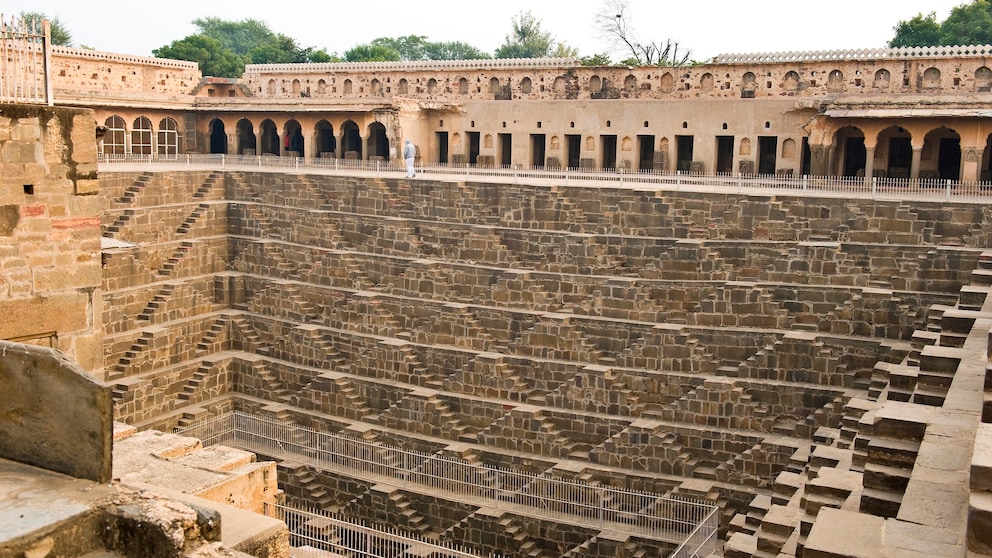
[177,411,719,556]
[99,152,992,203]
[266,502,491,558]
[0,14,51,105]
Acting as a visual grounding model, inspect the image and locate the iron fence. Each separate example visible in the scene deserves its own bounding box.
[0,14,51,105]
[100,152,992,203]
[266,502,490,558]
[177,411,719,556]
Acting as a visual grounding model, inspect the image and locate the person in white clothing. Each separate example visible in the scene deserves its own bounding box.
[404,140,416,178]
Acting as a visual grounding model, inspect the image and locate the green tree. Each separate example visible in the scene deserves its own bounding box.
[371,35,429,61]
[153,35,244,78]
[19,11,72,46]
[344,44,402,62]
[889,1,992,47]
[580,53,612,66]
[423,41,491,60]
[192,17,273,57]
[939,1,992,45]
[495,11,571,58]
[890,12,946,47]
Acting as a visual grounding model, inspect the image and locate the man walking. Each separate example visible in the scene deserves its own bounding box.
[404,140,416,178]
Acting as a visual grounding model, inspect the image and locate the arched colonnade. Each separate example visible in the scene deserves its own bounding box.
[808,117,992,182]
[207,115,394,162]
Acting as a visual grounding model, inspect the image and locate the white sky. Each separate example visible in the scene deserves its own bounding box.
[15,0,967,62]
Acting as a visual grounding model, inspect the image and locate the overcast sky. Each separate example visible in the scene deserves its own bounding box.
[17,0,966,61]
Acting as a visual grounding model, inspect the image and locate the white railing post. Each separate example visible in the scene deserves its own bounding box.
[946,179,952,200]
[872,176,877,198]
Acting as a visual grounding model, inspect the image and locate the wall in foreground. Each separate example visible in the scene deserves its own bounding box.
[0,104,104,373]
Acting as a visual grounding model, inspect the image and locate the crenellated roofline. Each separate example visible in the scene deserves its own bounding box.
[245,57,582,74]
[711,44,992,64]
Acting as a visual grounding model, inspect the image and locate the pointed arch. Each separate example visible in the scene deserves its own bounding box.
[236,118,256,156]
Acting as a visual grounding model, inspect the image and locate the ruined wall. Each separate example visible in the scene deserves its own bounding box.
[50,46,200,97]
[0,104,103,372]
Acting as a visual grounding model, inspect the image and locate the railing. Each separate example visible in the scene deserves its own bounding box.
[266,502,491,558]
[177,411,719,556]
[98,152,992,203]
[0,14,51,105]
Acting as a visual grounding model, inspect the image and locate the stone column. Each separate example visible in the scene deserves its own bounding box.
[910,145,923,180]
[863,145,876,187]
[808,145,830,177]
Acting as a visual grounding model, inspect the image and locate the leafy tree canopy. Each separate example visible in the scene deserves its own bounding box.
[495,11,575,59]
[19,11,72,46]
[344,44,402,62]
[153,34,245,78]
[365,35,490,61]
[890,1,992,47]
[153,17,331,76]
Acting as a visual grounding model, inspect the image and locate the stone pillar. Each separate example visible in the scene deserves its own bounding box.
[863,145,876,187]
[809,145,830,177]
[910,145,923,180]
[306,131,315,160]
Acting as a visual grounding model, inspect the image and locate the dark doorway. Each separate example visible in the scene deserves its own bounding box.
[758,136,778,175]
[601,135,617,170]
[801,138,811,176]
[209,119,227,154]
[888,137,912,176]
[437,132,449,164]
[938,138,961,180]
[498,133,512,167]
[530,134,546,168]
[566,134,581,169]
[716,136,734,174]
[468,132,480,165]
[341,121,362,159]
[638,135,655,171]
[843,136,867,177]
[676,135,694,172]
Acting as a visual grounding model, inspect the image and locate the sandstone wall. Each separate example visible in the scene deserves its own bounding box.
[0,104,103,372]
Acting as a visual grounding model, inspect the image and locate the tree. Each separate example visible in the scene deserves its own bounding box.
[580,53,612,66]
[371,35,429,61]
[594,0,690,66]
[889,12,942,47]
[153,35,245,78]
[344,44,402,62]
[938,1,992,46]
[495,11,574,59]
[192,17,273,57]
[19,11,72,46]
[890,1,992,47]
[367,36,490,61]
[423,41,491,60]
[154,17,332,76]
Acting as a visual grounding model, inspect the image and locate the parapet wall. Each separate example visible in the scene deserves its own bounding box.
[0,104,103,372]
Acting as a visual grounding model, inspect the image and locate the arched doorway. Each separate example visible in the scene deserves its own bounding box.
[259,119,279,155]
[208,119,227,154]
[236,119,257,155]
[315,120,336,158]
[367,122,390,161]
[876,125,912,178]
[341,120,362,159]
[834,126,866,177]
[923,127,961,181]
[284,119,303,156]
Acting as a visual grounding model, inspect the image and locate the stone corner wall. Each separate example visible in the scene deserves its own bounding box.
[0,340,112,482]
[0,103,104,373]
